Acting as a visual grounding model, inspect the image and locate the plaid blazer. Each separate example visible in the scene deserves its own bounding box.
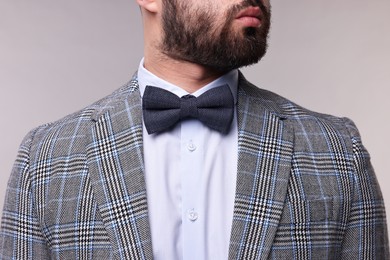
[1,73,388,259]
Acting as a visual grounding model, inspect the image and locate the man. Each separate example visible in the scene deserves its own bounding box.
[0,0,388,259]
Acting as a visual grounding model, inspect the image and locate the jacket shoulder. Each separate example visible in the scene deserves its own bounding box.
[23,78,140,162]
[241,77,352,133]
[239,76,359,155]
[35,79,138,137]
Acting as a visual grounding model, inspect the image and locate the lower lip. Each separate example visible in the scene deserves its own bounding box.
[236,16,262,28]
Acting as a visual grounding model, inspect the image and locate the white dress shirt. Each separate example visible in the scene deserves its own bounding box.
[138,59,238,260]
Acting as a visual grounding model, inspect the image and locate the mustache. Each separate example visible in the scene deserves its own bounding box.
[242,0,266,8]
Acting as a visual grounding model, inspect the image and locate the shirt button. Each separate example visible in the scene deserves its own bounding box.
[187,140,197,152]
[188,209,198,222]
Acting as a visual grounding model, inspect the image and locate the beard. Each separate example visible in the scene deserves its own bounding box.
[160,0,271,72]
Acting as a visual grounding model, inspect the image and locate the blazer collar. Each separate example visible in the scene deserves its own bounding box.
[86,73,294,259]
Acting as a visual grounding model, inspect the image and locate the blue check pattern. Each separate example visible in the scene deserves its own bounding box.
[0,73,388,259]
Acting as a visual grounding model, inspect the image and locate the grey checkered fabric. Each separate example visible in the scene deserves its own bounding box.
[1,72,388,259]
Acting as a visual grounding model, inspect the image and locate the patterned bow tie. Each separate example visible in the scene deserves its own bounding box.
[142,84,234,134]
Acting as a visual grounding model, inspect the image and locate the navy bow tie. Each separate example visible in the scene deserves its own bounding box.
[142,84,234,134]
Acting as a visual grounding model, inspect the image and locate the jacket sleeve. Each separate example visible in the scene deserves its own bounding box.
[0,129,50,259]
[340,118,389,259]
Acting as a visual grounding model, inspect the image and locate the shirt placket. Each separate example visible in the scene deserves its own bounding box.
[181,120,204,260]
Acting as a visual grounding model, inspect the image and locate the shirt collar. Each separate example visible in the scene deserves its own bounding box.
[137,58,238,104]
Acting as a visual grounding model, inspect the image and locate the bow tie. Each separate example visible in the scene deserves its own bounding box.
[142,84,234,135]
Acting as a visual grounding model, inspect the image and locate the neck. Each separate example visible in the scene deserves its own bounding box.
[143,52,229,93]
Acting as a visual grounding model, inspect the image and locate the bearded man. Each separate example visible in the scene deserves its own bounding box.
[0,0,388,259]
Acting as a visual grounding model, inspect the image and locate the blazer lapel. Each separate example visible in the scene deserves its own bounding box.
[86,79,153,260]
[229,77,294,260]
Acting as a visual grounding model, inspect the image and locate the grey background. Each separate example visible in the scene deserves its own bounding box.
[1,0,389,237]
